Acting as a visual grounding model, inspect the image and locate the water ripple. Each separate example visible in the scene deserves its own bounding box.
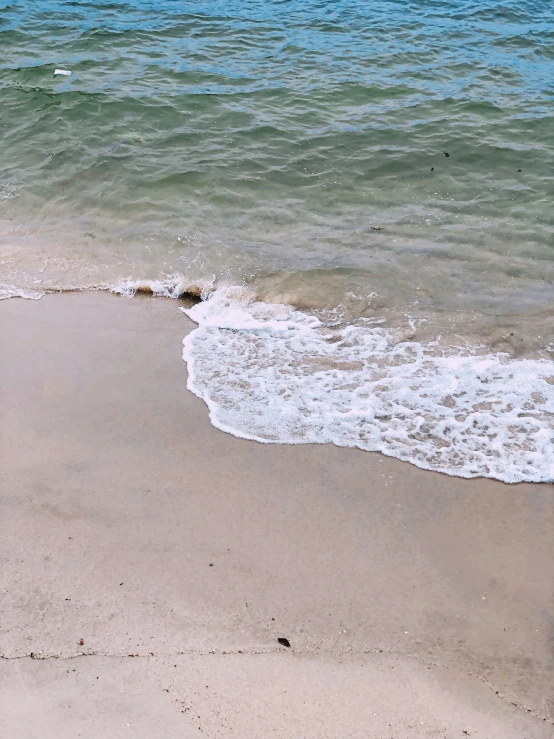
[0,0,553,354]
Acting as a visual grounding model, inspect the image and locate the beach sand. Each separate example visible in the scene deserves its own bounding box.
[1,291,552,738]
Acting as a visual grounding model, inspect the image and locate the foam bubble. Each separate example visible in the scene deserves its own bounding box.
[182,288,554,483]
[0,283,43,300]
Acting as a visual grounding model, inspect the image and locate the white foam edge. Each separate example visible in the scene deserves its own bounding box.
[181,287,554,484]
[0,283,43,300]
[108,274,215,300]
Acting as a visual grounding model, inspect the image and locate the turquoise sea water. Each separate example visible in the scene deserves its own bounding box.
[1,1,553,480]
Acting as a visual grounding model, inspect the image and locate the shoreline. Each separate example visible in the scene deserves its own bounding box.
[5,281,554,484]
[4,276,554,361]
[1,291,553,737]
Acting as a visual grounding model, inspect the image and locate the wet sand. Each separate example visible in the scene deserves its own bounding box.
[1,291,553,738]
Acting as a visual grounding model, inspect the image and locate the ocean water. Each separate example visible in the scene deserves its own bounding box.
[1,0,553,481]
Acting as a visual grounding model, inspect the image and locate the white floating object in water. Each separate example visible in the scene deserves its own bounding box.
[54,69,71,77]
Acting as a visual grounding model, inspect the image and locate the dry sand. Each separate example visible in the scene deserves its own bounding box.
[1,291,553,738]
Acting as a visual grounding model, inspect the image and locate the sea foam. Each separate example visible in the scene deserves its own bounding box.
[182,288,554,483]
[109,274,212,299]
[0,283,42,300]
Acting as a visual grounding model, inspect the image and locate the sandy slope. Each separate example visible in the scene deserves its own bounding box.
[1,292,552,738]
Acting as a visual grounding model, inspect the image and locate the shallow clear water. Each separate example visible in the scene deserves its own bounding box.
[1,0,553,480]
